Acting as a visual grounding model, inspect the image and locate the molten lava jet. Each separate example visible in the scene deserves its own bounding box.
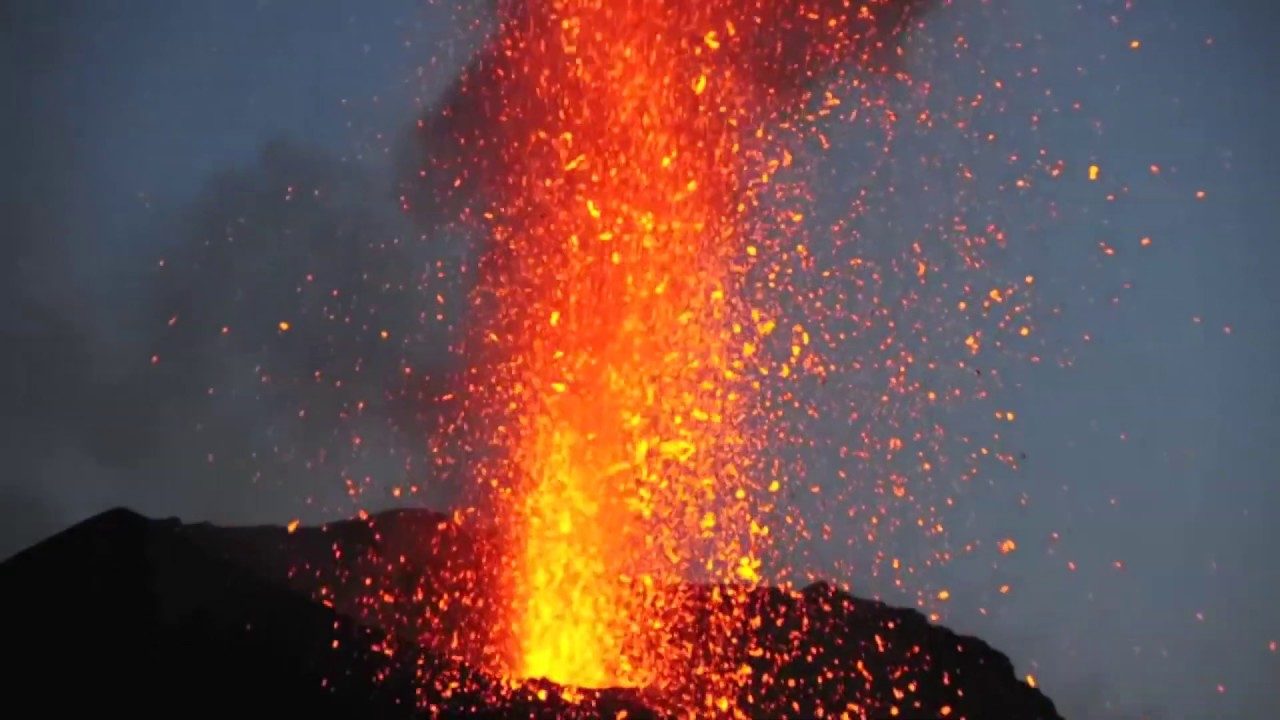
[426,0,925,705]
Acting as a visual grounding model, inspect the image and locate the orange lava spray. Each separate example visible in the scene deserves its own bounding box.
[444,0,923,700]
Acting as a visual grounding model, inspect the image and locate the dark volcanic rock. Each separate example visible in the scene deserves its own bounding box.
[3,509,1061,719]
[3,508,413,716]
[0,508,652,719]
[676,582,1061,719]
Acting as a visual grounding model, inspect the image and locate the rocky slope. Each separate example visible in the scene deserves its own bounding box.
[3,508,1061,719]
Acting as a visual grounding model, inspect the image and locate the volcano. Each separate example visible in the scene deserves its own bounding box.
[3,508,1061,719]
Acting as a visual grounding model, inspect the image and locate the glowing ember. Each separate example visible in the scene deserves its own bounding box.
[438,0,925,694]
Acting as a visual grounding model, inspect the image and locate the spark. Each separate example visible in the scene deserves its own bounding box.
[445,0,933,696]
[277,0,1191,713]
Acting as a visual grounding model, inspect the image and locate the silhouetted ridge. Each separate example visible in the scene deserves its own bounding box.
[2,509,651,718]
[3,509,1060,719]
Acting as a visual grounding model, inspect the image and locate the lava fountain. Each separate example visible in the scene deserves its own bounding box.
[436,0,924,698]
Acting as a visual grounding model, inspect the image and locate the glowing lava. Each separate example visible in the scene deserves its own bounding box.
[440,0,923,696]
[476,2,761,689]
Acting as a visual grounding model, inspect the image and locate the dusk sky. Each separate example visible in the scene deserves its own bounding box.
[5,1,1279,718]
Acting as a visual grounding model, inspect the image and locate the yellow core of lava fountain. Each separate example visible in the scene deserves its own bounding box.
[459,0,883,693]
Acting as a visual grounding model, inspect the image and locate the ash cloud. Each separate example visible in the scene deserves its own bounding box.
[0,0,500,559]
[2,133,472,558]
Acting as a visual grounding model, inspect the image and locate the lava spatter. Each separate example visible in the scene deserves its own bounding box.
[423,0,929,703]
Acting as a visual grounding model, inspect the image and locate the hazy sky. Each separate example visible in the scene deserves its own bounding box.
[5,1,1278,718]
